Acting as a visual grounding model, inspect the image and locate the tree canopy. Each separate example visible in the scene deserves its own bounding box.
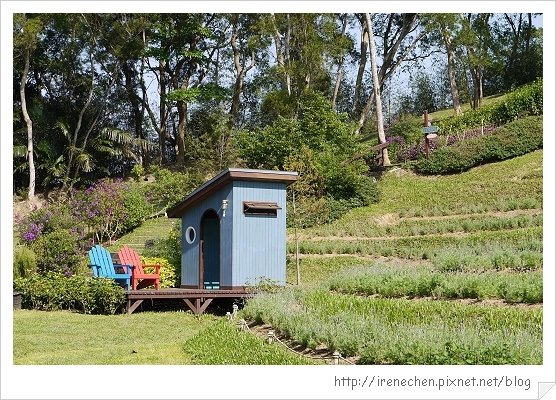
[13,13,543,195]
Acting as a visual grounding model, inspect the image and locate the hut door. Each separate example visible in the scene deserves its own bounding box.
[200,210,220,289]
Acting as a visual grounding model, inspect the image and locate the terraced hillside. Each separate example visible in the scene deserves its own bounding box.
[286,150,542,285]
[248,150,544,364]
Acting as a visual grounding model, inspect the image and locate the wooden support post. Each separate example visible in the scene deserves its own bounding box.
[127,299,144,314]
[182,298,214,316]
[198,298,213,314]
[183,298,198,315]
[423,110,430,159]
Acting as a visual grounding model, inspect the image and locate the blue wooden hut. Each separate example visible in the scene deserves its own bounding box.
[166,168,298,290]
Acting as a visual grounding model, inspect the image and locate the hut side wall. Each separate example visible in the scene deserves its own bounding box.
[231,181,287,287]
[181,184,233,288]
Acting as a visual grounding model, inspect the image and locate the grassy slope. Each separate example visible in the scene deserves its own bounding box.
[109,217,176,252]
[427,92,507,122]
[287,150,542,284]
[12,150,543,365]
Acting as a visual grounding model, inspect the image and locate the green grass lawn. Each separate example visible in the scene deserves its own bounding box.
[13,310,216,364]
[13,309,314,365]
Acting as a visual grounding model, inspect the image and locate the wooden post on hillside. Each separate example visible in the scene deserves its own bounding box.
[423,110,438,159]
[423,110,430,158]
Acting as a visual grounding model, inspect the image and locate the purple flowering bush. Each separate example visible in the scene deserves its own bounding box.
[32,229,82,275]
[69,178,148,244]
[17,178,153,278]
[20,204,76,244]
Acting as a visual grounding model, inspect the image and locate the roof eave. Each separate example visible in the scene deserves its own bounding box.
[166,169,298,218]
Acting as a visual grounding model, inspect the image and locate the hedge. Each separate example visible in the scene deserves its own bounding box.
[412,116,543,174]
[14,272,126,314]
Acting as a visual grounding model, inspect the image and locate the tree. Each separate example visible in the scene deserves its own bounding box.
[366,13,390,166]
[14,14,42,200]
[461,13,492,109]
[354,13,427,134]
[423,14,463,116]
[228,14,262,127]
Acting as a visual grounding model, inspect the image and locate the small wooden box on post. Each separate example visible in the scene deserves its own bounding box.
[422,110,439,158]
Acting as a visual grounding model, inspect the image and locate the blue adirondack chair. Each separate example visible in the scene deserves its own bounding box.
[88,244,133,289]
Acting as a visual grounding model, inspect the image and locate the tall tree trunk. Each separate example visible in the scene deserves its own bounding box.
[176,100,187,166]
[229,15,255,127]
[122,61,143,162]
[442,30,462,116]
[20,47,35,200]
[352,15,368,116]
[159,59,167,165]
[354,13,423,134]
[140,29,148,169]
[331,14,348,110]
[62,54,95,190]
[366,13,390,166]
[270,13,291,95]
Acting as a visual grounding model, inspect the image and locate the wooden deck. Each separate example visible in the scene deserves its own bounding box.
[126,288,253,315]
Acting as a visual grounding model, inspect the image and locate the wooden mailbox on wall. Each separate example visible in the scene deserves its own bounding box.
[166,168,298,290]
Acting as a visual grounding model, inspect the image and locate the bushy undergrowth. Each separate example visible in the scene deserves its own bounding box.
[413,116,542,174]
[242,288,541,364]
[183,320,313,365]
[31,229,83,275]
[14,272,126,314]
[13,246,38,279]
[142,224,181,281]
[141,256,179,288]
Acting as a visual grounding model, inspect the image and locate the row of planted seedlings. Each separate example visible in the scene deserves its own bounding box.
[301,211,542,239]
[290,226,542,262]
[326,264,542,304]
[241,287,542,365]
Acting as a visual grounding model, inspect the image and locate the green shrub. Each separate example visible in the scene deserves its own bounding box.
[142,224,181,282]
[14,272,126,314]
[141,256,179,288]
[148,166,202,210]
[122,183,151,232]
[31,229,82,275]
[284,145,379,228]
[492,78,543,122]
[13,246,38,279]
[131,164,145,181]
[413,116,542,174]
[387,114,423,146]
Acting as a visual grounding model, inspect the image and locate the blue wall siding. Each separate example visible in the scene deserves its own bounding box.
[180,184,233,287]
[231,181,287,286]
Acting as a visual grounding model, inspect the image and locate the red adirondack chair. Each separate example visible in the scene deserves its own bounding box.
[118,245,161,290]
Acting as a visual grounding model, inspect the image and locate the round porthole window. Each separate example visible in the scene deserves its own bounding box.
[185,226,196,244]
